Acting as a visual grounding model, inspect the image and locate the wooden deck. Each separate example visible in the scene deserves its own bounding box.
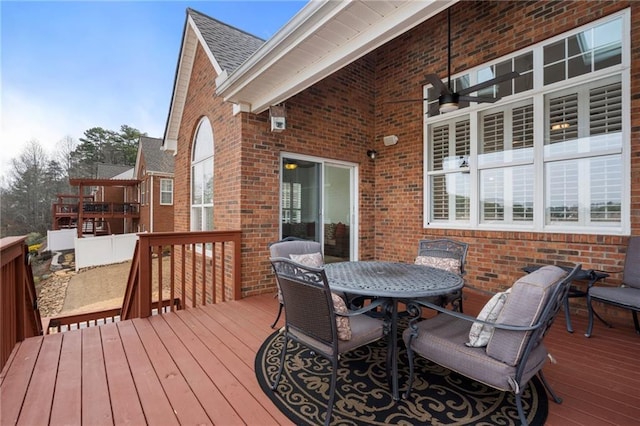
[1,290,639,425]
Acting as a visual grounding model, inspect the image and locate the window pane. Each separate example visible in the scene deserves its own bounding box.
[431,174,448,220]
[193,118,213,161]
[203,207,214,230]
[191,207,202,231]
[590,155,621,222]
[544,40,565,65]
[546,160,579,223]
[480,169,504,221]
[512,166,534,221]
[192,163,203,204]
[203,157,214,204]
[568,52,592,78]
[544,62,565,85]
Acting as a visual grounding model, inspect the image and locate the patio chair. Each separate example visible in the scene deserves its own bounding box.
[269,257,386,426]
[586,236,640,337]
[403,264,581,426]
[268,237,323,328]
[414,238,468,312]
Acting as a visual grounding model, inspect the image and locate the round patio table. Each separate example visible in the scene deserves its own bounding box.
[324,261,463,400]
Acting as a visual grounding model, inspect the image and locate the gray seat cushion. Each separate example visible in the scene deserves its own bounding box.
[486,265,566,366]
[402,313,548,392]
[590,286,640,308]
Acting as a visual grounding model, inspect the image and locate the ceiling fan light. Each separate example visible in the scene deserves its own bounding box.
[439,93,459,113]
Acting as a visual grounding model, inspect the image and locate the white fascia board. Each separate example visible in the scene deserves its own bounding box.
[188,15,224,75]
[216,0,346,100]
[218,0,457,114]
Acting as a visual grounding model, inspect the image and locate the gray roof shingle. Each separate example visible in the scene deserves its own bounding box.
[97,163,134,179]
[187,8,265,74]
[139,136,174,174]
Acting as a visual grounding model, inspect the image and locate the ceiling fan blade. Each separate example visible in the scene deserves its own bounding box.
[459,95,500,103]
[384,98,429,104]
[422,74,450,95]
[458,71,519,95]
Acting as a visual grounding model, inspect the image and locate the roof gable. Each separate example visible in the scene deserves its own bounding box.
[187,8,264,75]
[138,136,174,174]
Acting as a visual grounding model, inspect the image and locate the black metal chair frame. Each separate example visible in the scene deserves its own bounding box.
[404,264,581,426]
[269,257,386,426]
[416,238,469,312]
[586,236,640,337]
[268,236,316,328]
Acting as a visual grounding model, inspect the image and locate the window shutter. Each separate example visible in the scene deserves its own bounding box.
[432,175,448,220]
[590,81,622,135]
[482,112,504,153]
[431,125,448,171]
[513,104,534,149]
[548,93,578,144]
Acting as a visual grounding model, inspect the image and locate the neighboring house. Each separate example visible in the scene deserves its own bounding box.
[53,164,139,237]
[134,136,175,232]
[162,1,637,311]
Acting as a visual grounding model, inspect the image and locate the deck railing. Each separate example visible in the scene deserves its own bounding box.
[122,230,242,319]
[0,237,42,372]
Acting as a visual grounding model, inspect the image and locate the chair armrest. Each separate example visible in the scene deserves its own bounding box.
[340,298,387,318]
[405,298,539,332]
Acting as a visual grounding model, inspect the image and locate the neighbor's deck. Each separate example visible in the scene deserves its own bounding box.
[1,290,639,425]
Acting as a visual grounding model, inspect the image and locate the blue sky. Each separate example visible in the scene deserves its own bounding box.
[0,0,307,171]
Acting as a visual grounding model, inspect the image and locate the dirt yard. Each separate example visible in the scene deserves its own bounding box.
[61,261,132,313]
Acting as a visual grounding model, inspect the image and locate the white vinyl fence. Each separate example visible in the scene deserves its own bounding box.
[74,233,139,271]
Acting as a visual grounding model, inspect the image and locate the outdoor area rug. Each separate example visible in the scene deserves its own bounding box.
[255,330,548,425]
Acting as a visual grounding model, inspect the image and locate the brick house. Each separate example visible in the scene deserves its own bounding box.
[162,1,636,320]
[134,136,175,232]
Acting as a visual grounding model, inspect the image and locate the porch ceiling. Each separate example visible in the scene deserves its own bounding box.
[216,0,458,114]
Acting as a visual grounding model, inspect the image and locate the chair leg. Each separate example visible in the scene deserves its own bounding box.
[538,370,562,404]
[633,311,640,334]
[270,302,283,329]
[515,393,529,426]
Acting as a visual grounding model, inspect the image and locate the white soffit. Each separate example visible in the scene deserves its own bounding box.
[217,0,457,114]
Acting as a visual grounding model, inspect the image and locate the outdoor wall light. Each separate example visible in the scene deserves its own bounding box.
[367,150,378,160]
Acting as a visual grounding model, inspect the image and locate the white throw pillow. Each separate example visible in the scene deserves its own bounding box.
[289,252,324,268]
[415,255,461,274]
[466,289,510,347]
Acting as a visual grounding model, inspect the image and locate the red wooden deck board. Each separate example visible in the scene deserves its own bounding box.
[130,317,211,425]
[158,310,279,425]
[0,337,42,425]
[81,325,113,425]
[117,319,179,426]
[50,330,82,426]
[16,333,61,425]
[175,307,291,425]
[100,322,147,425]
[147,314,246,425]
[2,292,640,425]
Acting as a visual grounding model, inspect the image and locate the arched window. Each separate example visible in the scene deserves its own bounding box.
[191,117,214,231]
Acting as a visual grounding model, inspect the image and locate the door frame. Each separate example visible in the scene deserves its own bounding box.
[279,152,359,260]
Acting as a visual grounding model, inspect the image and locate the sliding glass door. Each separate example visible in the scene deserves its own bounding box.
[281,155,357,262]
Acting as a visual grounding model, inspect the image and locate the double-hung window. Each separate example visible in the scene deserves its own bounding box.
[160,178,173,205]
[425,11,628,235]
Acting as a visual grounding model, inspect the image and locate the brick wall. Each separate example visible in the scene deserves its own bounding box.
[175,1,638,320]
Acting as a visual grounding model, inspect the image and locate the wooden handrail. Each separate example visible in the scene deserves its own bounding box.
[122,230,242,320]
[1,236,42,372]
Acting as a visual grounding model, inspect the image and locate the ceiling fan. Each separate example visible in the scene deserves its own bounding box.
[389,8,519,114]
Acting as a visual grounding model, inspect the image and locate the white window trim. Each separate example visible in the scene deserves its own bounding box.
[423,9,630,236]
[160,178,174,206]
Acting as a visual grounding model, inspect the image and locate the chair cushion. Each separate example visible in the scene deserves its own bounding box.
[486,265,566,366]
[403,314,548,392]
[590,286,640,309]
[466,289,510,347]
[289,252,324,268]
[331,292,352,341]
[415,255,460,273]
